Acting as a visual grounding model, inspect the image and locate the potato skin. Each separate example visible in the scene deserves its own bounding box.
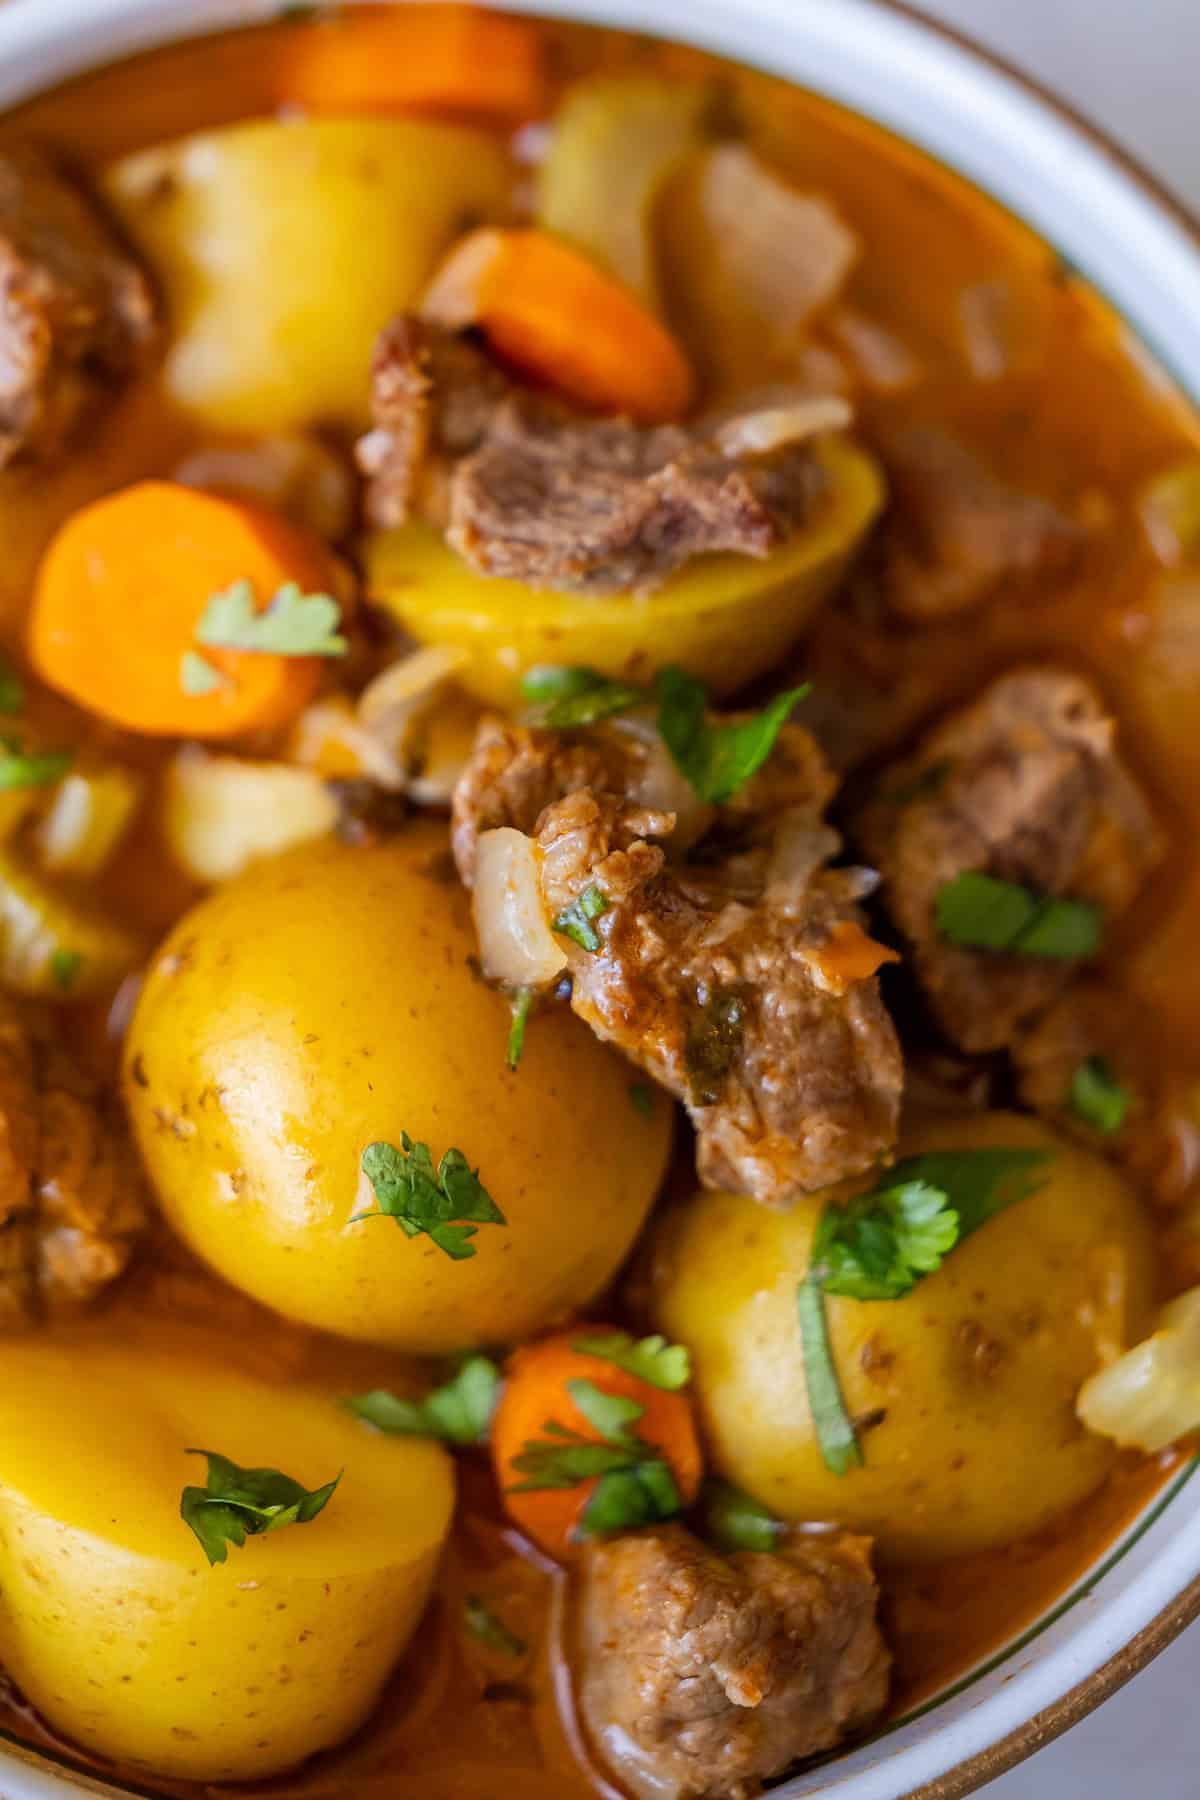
[125,826,671,1351]
[0,1328,453,1781]
[651,1113,1155,1560]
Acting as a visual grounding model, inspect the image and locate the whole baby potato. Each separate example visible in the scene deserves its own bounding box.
[651,1113,1155,1560]
[125,827,671,1351]
[0,1327,453,1781]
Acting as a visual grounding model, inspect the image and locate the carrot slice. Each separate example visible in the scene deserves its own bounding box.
[805,920,901,995]
[274,5,544,123]
[491,1328,703,1561]
[30,481,349,740]
[423,227,696,423]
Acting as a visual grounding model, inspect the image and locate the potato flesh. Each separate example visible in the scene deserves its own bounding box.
[105,118,511,433]
[652,1113,1156,1560]
[0,1329,454,1780]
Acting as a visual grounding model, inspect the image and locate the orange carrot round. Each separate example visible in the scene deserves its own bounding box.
[422,228,696,423]
[491,1327,702,1560]
[30,481,349,740]
[274,4,544,124]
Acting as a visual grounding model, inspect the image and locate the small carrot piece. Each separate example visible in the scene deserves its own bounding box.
[805,920,901,995]
[491,1328,703,1561]
[423,227,696,423]
[274,4,544,124]
[30,481,349,740]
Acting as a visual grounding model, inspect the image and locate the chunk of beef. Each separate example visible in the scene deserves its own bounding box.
[357,316,829,596]
[574,1524,889,1800]
[453,715,902,1203]
[0,144,157,466]
[0,998,148,1330]
[881,427,1083,621]
[857,669,1164,1053]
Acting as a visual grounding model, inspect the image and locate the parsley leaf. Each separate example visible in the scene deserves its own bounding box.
[702,1479,782,1554]
[0,656,23,715]
[346,1355,500,1446]
[935,872,1102,959]
[521,665,644,729]
[877,1148,1051,1241]
[573,1331,691,1391]
[553,884,609,952]
[464,1595,527,1658]
[507,1378,682,1539]
[353,1135,506,1261]
[180,650,229,696]
[812,1179,959,1301]
[797,1277,863,1477]
[195,579,348,659]
[50,949,83,993]
[656,666,810,804]
[507,988,534,1071]
[0,741,71,791]
[1069,1056,1131,1134]
[180,1450,340,1566]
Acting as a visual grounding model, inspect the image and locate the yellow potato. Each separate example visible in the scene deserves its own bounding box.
[651,1113,1155,1560]
[366,435,884,706]
[125,825,671,1351]
[105,118,510,433]
[0,1327,453,1781]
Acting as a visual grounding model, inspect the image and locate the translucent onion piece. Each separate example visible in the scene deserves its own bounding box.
[828,306,921,392]
[1138,461,1200,567]
[1077,1285,1200,1453]
[165,748,339,884]
[472,827,566,989]
[713,396,853,458]
[0,848,142,998]
[37,767,143,877]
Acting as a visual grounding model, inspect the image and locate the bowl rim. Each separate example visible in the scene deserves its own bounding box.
[0,3,1196,1799]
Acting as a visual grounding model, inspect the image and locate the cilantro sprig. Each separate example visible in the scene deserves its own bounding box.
[353,1135,506,1261]
[702,1478,783,1554]
[553,884,609,953]
[508,1377,682,1539]
[180,1450,340,1566]
[507,988,534,1070]
[521,665,644,729]
[935,872,1102,959]
[799,1148,1052,1475]
[464,1595,527,1658]
[572,1331,691,1391]
[1069,1055,1131,1134]
[182,579,347,695]
[346,1355,500,1445]
[0,740,71,791]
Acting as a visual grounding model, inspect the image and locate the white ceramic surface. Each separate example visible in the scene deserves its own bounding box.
[0,4,1198,1799]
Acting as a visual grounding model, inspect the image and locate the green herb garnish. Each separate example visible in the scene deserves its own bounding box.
[684,988,745,1106]
[180,650,229,697]
[702,1479,782,1554]
[507,988,534,1071]
[572,1331,691,1391]
[521,665,643,729]
[353,1135,506,1261]
[183,579,347,693]
[346,1355,501,1445]
[0,656,24,715]
[553,884,609,952]
[799,1148,1052,1474]
[628,1081,654,1118]
[509,1377,682,1539]
[0,741,71,790]
[50,949,83,993]
[180,1450,340,1566]
[655,666,809,804]
[1069,1055,1131,1134]
[464,1595,527,1658]
[935,872,1102,959]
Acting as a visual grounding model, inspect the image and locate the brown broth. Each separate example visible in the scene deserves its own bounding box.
[0,9,1197,1796]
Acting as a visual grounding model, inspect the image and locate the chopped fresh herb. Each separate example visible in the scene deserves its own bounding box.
[346,1355,501,1446]
[0,656,23,715]
[180,650,228,696]
[573,1331,691,1391]
[195,579,348,659]
[935,872,1102,959]
[628,1081,654,1119]
[508,1377,682,1539]
[50,949,83,993]
[656,665,809,804]
[1069,1056,1131,1134]
[0,742,71,791]
[180,1449,340,1566]
[553,884,609,952]
[684,988,745,1106]
[702,1478,782,1554]
[797,1277,863,1477]
[507,988,534,1071]
[353,1134,506,1261]
[799,1147,1052,1474]
[464,1595,527,1658]
[521,665,644,728]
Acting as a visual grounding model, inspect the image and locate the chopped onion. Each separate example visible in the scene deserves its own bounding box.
[713,395,853,458]
[829,307,920,392]
[165,748,339,884]
[957,279,1016,382]
[610,715,711,851]
[37,766,143,877]
[1077,1285,1200,1453]
[767,812,842,909]
[472,827,566,989]
[1138,461,1200,567]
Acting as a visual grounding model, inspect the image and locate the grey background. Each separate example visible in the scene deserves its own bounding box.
[891,9,1198,1796]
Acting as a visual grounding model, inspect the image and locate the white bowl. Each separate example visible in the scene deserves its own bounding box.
[0,4,1198,1798]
